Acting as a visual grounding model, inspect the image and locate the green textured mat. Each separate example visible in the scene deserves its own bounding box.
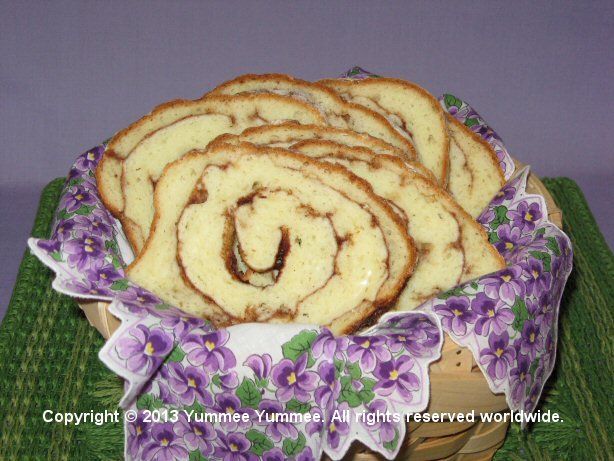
[0,177,612,460]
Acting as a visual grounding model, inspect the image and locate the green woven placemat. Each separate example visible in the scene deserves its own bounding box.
[0,177,612,460]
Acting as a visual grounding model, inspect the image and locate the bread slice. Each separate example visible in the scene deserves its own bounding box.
[173,143,415,334]
[208,73,417,160]
[100,94,325,252]
[214,122,435,181]
[319,77,450,186]
[446,114,505,217]
[286,140,506,310]
[96,155,124,216]
[126,152,231,325]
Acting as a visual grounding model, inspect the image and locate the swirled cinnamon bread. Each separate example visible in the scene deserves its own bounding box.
[96,94,325,252]
[208,73,417,160]
[319,77,450,186]
[130,143,416,334]
[288,140,506,310]
[214,123,435,182]
[446,114,505,217]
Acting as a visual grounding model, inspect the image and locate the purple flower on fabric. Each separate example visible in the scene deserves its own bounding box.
[262,448,285,461]
[522,258,551,297]
[72,212,113,237]
[183,330,236,373]
[491,184,516,206]
[385,315,440,356]
[213,430,258,461]
[85,261,122,287]
[525,232,549,252]
[212,392,254,431]
[469,121,488,136]
[256,399,299,442]
[65,277,112,297]
[478,207,496,225]
[63,235,105,271]
[544,330,555,357]
[62,186,97,213]
[218,371,239,390]
[157,380,179,406]
[66,166,83,183]
[116,325,173,374]
[314,361,340,412]
[296,447,316,461]
[373,355,420,400]
[55,219,76,241]
[75,149,102,171]
[325,402,350,449]
[312,329,349,360]
[471,293,514,336]
[510,354,532,403]
[142,422,189,461]
[362,399,396,443]
[524,379,543,413]
[120,285,162,309]
[271,353,318,402]
[520,319,543,360]
[244,354,273,380]
[550,249,563,277]
[533,294,554,327]
[167,362,213,406]
[481,266,525,305]
[512,337,523,358]
[346,335,392,373]
[173,413,215,455]
[479,331,515,380]
[306,408,324,437]
[508,201,543,231]
[37,239,61,253]
[127,411,151,458]
[434,296,477,337]
[160,315,207,339]
[495,224,532,256]
[446,104,469,118]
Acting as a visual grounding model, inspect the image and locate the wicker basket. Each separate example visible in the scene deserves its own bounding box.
[79,163,562,461]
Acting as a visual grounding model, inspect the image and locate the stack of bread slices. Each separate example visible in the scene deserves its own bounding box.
[97,74,506,334]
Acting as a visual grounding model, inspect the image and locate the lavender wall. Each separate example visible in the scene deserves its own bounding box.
[1,1,612,318]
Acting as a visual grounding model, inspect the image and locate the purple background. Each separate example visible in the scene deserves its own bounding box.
[1,1,613,321]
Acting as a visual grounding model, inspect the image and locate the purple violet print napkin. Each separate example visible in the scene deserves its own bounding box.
[28,69,572,460]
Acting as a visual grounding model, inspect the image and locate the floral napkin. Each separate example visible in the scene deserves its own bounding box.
[28,70,572,460]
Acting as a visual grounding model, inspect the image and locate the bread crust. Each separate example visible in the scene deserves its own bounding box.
[288,140,506,306]
[100,93,326,252]
[319,76,450,187]
[208,73,418,160]
[446,113,505,189]
[95,153,124,217]
[98,72,507,335]
[173,142,416,334]
[212,122,436,182]
[125,150,232,326]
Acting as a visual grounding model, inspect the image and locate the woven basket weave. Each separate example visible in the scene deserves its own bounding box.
[79,163,562,461]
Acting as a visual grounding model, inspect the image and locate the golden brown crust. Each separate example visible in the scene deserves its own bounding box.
[217,121,405,154]
[108,93,324,159]
[95,152,124,217]
[208,73,418,160]
[102,93,326,253]
[107,98,189,159]
[174,142,416,331]
[289,139,436,182]
[319,76,451,187]
[289,139,505,296]
[125,149,233,327]
[446,113,505,186]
